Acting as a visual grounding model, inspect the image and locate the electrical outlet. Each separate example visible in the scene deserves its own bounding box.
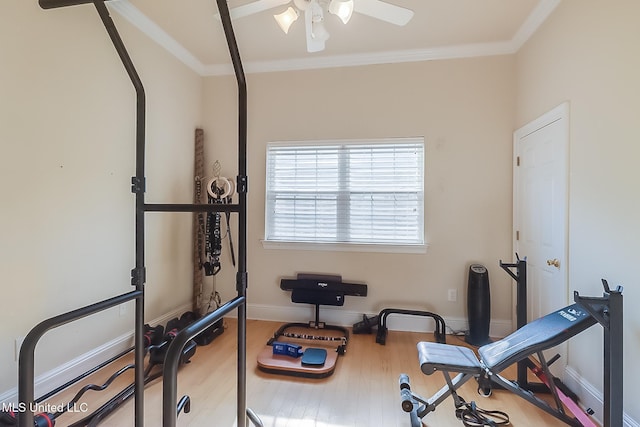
[15,337,25,361]
[447,289,458,302]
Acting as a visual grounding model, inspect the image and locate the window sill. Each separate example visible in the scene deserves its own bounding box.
[261,240,428,254]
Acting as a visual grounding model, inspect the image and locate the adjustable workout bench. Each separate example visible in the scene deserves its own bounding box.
[400,281,623,427]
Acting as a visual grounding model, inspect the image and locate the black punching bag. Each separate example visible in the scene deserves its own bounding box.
[466,264,491,346]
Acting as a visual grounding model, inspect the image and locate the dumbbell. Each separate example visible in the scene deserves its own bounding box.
[143,324,165,347]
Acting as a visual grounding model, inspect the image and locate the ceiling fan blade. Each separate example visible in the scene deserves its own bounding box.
[354,0,414,26]
[215,0,291,20]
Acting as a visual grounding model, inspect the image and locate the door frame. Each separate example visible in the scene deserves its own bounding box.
[513,102,570,331]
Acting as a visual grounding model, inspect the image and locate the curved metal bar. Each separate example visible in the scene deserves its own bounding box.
[36,346,134,403]
[162,296,245,426]
[39,0,112,9]
[17,290,142,427]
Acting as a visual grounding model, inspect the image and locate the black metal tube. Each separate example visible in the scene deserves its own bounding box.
[511,259,527,329]
[162,296,246,426]
[215,1,249,426]
[17,291,142,427]
[499,258,538,391]
[39,0,111,9]
[144,203,241,213]
[93,3,147,426]
[574,285,624,427]
[514,259,528,386]
[237,296,248,427]
[604,290,623,427]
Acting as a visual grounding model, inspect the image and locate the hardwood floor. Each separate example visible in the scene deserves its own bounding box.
[49,318,583,426]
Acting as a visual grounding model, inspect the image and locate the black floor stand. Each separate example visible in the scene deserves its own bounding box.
[574,280,623,427]
[499,255,624,423]
[499,254,550,394]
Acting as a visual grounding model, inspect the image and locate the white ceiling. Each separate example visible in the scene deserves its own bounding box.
[109,0,560,75]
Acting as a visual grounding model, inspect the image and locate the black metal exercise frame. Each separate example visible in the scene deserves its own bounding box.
[21,1,252,426]
[498,255,549,393]
[376,309,446,345]
[574,280,623,427]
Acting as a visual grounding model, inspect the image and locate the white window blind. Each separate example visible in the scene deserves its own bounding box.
[265,138,424,247]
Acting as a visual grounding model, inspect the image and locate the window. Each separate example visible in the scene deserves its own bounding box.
[264,138,425,251]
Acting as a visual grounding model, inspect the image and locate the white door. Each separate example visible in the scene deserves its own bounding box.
[514,103,569,374]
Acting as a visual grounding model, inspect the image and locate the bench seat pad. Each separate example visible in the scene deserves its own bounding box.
[417,342,482,375]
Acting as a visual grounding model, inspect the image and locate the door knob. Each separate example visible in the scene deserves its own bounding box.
[546,258,560,268]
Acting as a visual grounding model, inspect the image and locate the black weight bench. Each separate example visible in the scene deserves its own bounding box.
[400,283,623,427]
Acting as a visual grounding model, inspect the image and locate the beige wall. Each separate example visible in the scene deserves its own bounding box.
[203,56,517,330]
[516,0,639,422]
[0,1,201,394]
[5,0,635,423]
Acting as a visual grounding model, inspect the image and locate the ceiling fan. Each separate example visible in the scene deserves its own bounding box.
[220,0,414,53]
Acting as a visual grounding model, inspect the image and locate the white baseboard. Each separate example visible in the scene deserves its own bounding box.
[564,365,637,427]
[0,303,193,405]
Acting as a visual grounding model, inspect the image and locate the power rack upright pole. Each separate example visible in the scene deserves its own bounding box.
[92,3,147,425]
[215,1,249,425]
[161,1,251,425]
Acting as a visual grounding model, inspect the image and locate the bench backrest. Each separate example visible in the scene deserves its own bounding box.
[478,303,598,372]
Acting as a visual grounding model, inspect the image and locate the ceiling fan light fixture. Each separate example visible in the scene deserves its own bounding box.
[274,6,299,34]
[309,1,329,41]
[329,0,354,24]
[311,19,330,41]
[304,2,325,52]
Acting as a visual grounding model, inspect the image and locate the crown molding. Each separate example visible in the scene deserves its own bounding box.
[203,40,517,76]
[511,0,561,50]
[111,0,560,77]
[109,0,207,75]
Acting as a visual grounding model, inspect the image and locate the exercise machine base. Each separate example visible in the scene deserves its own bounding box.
[257,345,338,379]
